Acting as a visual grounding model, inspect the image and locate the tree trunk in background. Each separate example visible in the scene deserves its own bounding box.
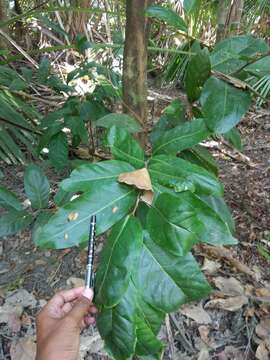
[0,0,8,48]
[69,0,90,40]
[122,0,153,133]
[216,0,230,43]
[216,0,244,43]
[230,0,244,35]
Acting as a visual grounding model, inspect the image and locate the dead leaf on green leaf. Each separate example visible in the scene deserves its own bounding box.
[205,295,248,312]
[140,190,154,205]
[118,168,153,191]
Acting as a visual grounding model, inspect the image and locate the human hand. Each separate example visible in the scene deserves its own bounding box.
[36,287,96,360]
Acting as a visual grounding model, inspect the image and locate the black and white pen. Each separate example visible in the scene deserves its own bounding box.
[85,215,96,289]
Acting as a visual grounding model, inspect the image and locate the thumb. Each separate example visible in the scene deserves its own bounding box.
[67,288,94,325]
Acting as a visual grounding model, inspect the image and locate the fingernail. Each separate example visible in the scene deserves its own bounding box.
[82,288,93,300]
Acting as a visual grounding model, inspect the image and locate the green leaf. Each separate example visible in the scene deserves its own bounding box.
[65,116,88,145]
[186,47,211,102]
[244,56,270,78]
[32,211,54,244]
[145,5,187,32]
[0,210,32,237]
[152,118,210,155]
[147,193,203,256]
[223,127,242,151]
[24,164,50,209]
[106,126,145,169]
[211,35,269,74]
[95,215,143,307]
[97,283,137,360]
[54,188,73,207]
[61,160,134,192]
[198,195,235,234]
[37,58,51,83]
[184,0,200,14]
[49,132,69,170]
[180,145,219,176]
[9,78,27,91]
[35,182,137,249]
[135,231,211,312]
[95,113,142,133]
[150,99,186,144]
[200,77,251,134]
[149,155,223,196]
[0,185,22,211]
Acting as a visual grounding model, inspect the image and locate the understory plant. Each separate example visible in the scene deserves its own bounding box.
[0,29,269,359]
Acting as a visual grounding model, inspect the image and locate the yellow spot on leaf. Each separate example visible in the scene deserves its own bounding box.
[112,206,118,213]
[64,233,69,240]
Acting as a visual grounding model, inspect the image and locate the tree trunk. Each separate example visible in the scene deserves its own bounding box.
[216,0,244,43]
[0,0,8,48]
[122,0,153,132]
[69,0,90,40]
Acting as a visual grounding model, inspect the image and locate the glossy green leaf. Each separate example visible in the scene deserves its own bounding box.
[95,113,142,133]
[97,283,137,360]
[49,132,69,170]
[24,164,50,209]
[145,5,187,32]
[95,215,143,307]
[180,145,218,176]
[199,194,235,234]
[0,210,32,237]
[223,127,242,151]
[147,193,203,256]
[152,118,210,155]
[150,99,186,145]
[186,47,211,102]
[149,155,223,196]
[211,35,269,74]
[244,56,270,78]
[0,185,22,211]
[106,126,145,169]
[135,231,211,313]
[61,160,134,192]
[36,182,137,249]
[200,77,251,134]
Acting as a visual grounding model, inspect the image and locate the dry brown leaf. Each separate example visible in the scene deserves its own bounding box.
[256,319,270,340]
[213,277,244,296]
[10,336,36,360]
[67,277,84,288]
[198,325,211,346]
[180,304,212,324]
[200,244,257,279]
[256,288,270,301]
[205,295,248,312]
[141,190,154,205]
[201,258,221,275]
[118,168,153,191]
[256,339,270,360]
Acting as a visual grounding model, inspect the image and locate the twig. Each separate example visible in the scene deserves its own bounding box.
[165,314,176,360]
[169,314,194,353]
[0,85,61,106]
[0,29,38,68]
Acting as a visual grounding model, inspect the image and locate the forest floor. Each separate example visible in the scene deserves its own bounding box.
[0,89,270,360]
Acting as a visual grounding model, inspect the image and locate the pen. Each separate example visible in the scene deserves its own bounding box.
[85,215,96,289]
